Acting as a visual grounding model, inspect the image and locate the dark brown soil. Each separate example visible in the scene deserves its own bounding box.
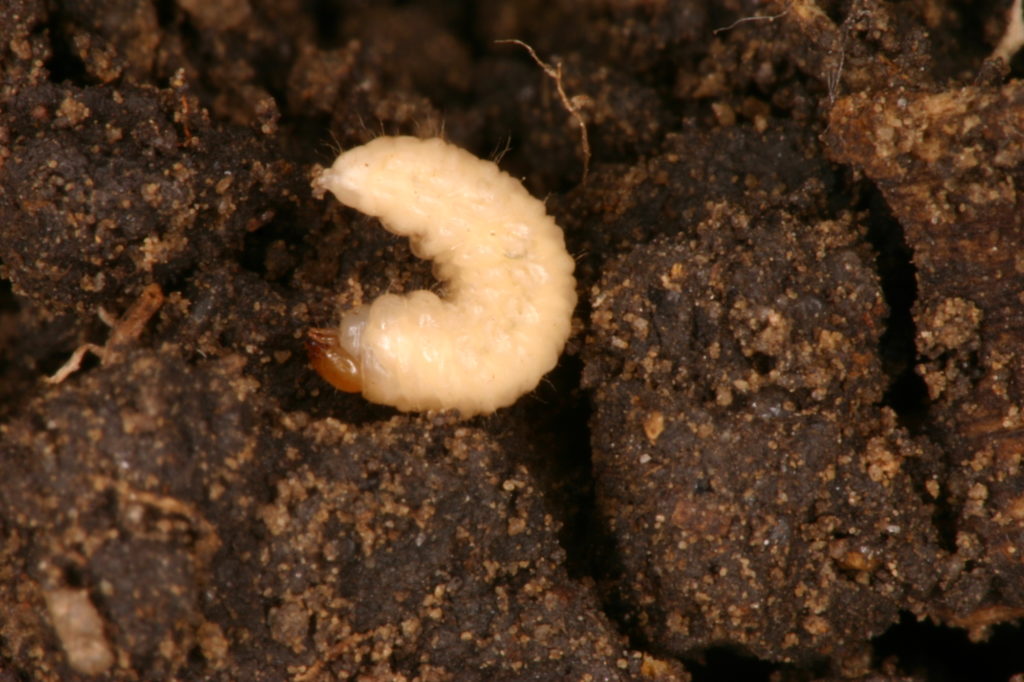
[1,1,1022,680]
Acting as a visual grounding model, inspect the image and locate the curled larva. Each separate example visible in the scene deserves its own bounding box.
[308,136,577,416]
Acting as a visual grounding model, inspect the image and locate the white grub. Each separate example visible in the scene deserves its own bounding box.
[309,136,577,416]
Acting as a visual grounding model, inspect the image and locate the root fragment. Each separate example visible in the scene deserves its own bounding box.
[46,283,165,384]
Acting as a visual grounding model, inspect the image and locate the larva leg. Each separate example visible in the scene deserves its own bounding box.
[306,327,362,392]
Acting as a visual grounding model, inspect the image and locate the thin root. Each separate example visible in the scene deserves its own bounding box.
[713,9,790,35]
[993,0,1024,63]
[46,343,105,384]
[496,39,591,183]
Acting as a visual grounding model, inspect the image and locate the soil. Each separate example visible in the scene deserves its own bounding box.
[1,1,1023,680]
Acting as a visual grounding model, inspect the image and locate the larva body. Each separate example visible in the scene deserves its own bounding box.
[310,136,577,416]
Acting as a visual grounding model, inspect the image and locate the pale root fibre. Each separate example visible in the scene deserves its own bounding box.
[314,136,577,416]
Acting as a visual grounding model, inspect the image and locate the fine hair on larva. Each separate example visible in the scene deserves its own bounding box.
[308,135,577,417]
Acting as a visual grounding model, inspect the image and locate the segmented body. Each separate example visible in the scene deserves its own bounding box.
[310,136,577,416]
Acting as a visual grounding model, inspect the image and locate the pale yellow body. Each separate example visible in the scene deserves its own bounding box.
[314,136,577,416]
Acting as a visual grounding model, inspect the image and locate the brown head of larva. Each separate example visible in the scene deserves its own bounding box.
[306,327,362,393]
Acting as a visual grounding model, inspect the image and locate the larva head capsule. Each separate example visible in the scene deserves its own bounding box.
[306,327,361,393]
[307,307,371,394]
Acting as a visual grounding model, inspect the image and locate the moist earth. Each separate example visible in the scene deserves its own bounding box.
[1,0,1022,680]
